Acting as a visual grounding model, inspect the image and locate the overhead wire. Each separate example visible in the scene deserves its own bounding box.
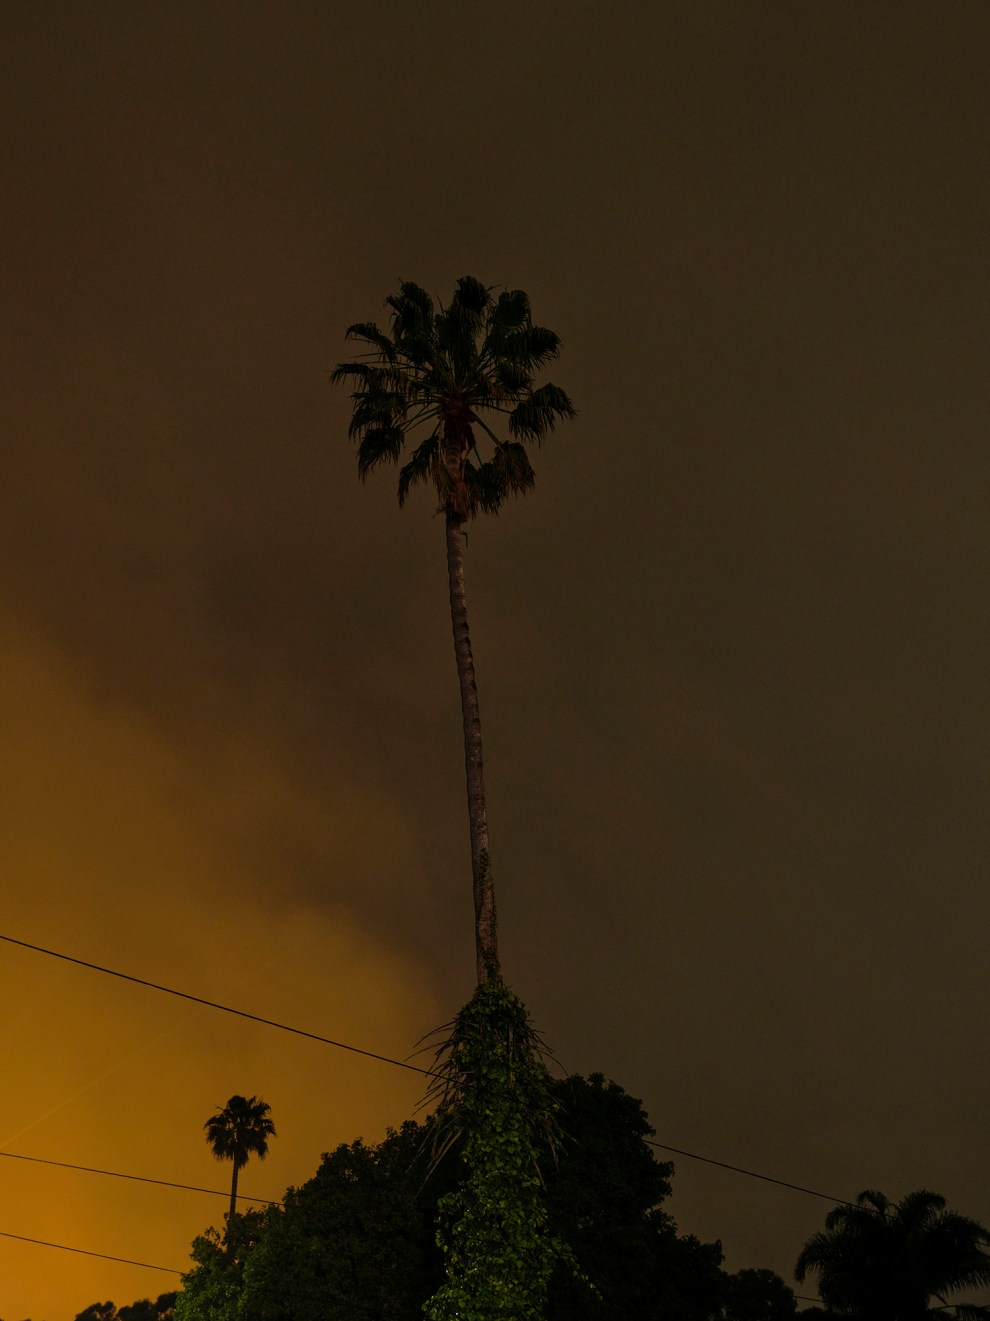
[644,1139,856,1207]
[0,1229,182,1275]
[0,1135,851,1229]
[0,932,433,1076]
[0,1149,280,1205]
[1,931,877,1210]
[0,1142,878,1309]
[5,939,987,1317]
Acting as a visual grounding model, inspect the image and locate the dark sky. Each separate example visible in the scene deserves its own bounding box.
[2,3,988,1316]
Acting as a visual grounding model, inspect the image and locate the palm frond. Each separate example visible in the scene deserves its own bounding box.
[437,285,490,380]
[488,441,537,497]
[398,430,442,506]
[343,321,397,359]
[479,293,532,371]
[451,275,492,317]
[387,282,436,356]
[463,460,505,516]
[492,358,532,394]
[491,288,529,330]
[795,1231,834,1282]
[331,361,412,402]
[349,380,407,416]
[391,281,434,316]
[519,323,563,368]
[329,359,373,387]
[484,323,561,376]
[899,1189,945,1224]
[357,425,406,479]
[348,392,408,442]
[509,382,576,441]
[857,1189,892,1217]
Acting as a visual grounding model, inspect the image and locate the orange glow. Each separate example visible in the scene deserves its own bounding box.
[0,615,438,1318]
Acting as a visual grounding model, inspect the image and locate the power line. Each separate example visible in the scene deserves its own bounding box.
[645,1138,854,1207]
[1,1134,844,1231]
[2,1145,975,1311]
[6,1144,977,1314]
[0,932,928,1225]
[0,1149,281,1205]
[1,1136,847,1229]
[0,1229,181,1275]
[0,932,433,1077]
[0,932,975,1309]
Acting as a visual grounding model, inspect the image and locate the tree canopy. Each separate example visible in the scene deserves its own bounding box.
[175,1071,794,1321]
[73,1295,176,1321]
[796,1188,990,1320]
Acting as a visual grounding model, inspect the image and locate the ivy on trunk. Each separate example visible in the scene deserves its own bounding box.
[423,981,585,1320]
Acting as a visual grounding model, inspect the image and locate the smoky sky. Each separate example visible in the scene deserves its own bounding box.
[1,3,989,1316]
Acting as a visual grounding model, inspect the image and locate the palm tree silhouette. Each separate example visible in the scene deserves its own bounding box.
[332,277,574,984]
[796,1188,990,1319]
[204,1093,276,1224]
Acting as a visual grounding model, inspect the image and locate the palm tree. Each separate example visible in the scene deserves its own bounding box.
[795,1188,990,1320]
[332,277,575,984]
[204,1094,276,1224]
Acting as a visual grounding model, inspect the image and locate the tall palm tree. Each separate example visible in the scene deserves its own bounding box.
[796,1188,990,1320]
[332,277,575,984]
[204,1094,276,1224]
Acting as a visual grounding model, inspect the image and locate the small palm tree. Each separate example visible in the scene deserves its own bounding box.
[796,1188,990,1320]
[204,1094,276,1224]
[332,277,574,983]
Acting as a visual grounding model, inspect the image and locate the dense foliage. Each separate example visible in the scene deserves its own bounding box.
[173,1064,794,1320]
[239,1128,442,1320]
[73,1295,176,1321]
[174,1213,265,1321]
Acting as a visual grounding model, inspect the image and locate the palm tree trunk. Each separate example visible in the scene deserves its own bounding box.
[445,513,500,984]
[229,1161,240,1224]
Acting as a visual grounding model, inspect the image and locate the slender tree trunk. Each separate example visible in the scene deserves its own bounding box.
[445,512,500,984]
[229,1161,240,1224]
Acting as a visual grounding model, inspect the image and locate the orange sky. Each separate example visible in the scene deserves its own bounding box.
[2,3,989,1316]
[0,612,436,1316]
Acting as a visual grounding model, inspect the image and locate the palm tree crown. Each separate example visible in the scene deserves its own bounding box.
[332,277,574,984]
[796,1188,990,1320]
[204,1093,276,1224]
[331,276,575,521]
